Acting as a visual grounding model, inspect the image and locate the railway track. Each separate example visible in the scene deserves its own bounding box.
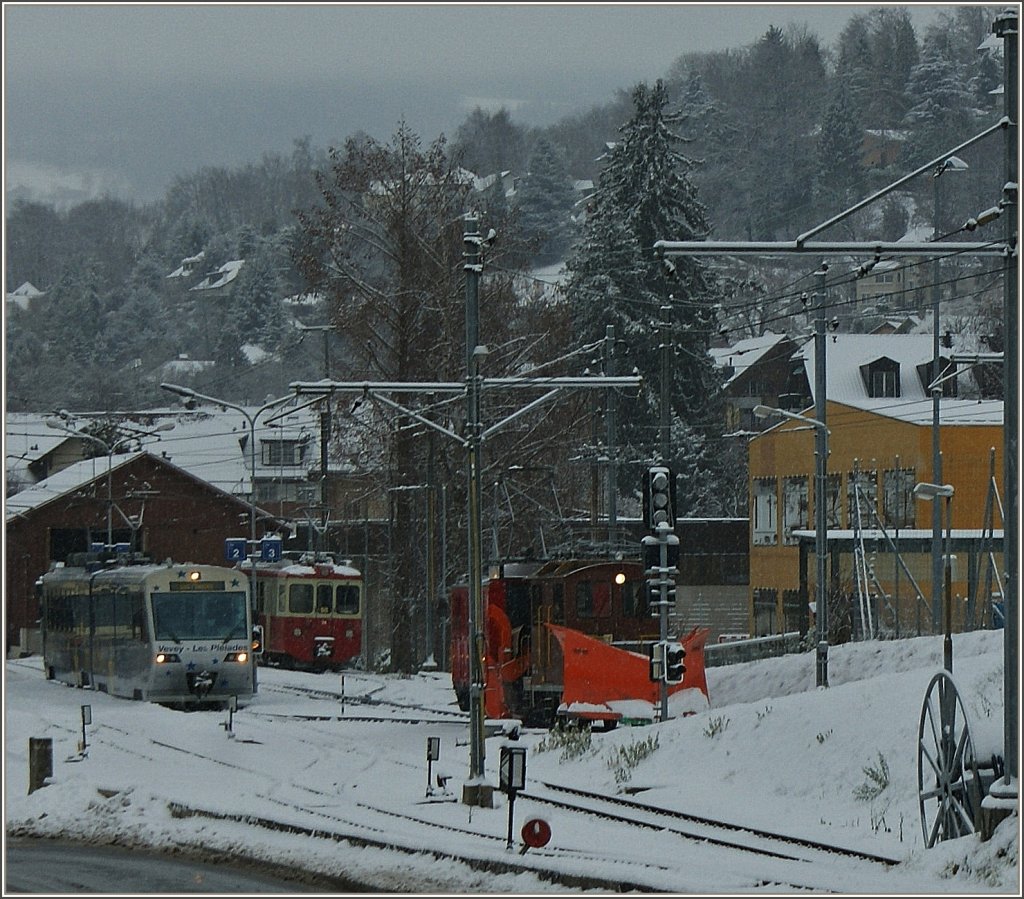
[257,680,469,722]
[523,780,902,868]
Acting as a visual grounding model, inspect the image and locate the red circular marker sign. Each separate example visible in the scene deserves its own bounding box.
[521,817,552,848]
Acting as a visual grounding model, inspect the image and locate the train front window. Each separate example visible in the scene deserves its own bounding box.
[151,592,248,642]
[335,585,359,615]
[317,584,333,614]
[289,583,314,614]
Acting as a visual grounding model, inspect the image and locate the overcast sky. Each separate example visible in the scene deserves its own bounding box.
[4,3,953,206]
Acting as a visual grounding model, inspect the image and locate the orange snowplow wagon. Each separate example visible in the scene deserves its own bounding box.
[549,623,710,725]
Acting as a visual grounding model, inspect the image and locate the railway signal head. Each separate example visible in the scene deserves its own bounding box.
[648,641,665,682]
[643,466,675,530]
[664,641,686,684]
[251,625,264,655]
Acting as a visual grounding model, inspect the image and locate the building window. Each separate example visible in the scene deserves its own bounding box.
[883,467,916,528]
[753,587,777,636]
[261,440,308,467]
[861,357,901,398]
[782,588,805,635]
[871,369,899,397]
[846,469,878,528]
[823,472,843,530]
[782,477,809,545]
[753,478,778,545]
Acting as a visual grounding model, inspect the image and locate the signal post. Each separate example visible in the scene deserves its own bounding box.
[643,466,682,720]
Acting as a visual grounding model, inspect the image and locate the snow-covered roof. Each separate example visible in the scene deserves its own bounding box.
[4,412,79,489]
[6,402,373,507]
[166,250,206,279]
[899,224,934,242]
[190,259,244,291]
[794,334,1002,425]
[5,412,70,462]
[6,451,145,521]
[834,397,1003,426]
[709,331,791,387]
[159,354,215,377]
[864,129,908,141]
[6,281,44,310]
[241,344,271,366]
[284,292,324,307]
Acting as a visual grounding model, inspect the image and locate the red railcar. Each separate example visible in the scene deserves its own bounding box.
[451,559,709,727]
[247,554,363,670]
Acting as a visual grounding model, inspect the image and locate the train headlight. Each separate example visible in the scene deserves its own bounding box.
[156,652,181,664]
[293,627,302,637]
[224,651,249,664]
[187,570,202,582]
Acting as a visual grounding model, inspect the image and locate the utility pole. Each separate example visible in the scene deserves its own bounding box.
[297,323,334,536]
[659,305,672,465]
[463,214,488,807]
[812,265,829,688]
[994,6,1018,804]
[604,324,617,548]
[289,219,641,809]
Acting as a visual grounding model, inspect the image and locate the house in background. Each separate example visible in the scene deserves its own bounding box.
[6,403,390,575]
[6,281,44,312]
[747,333,1004,642]
[709,332,808,433]
[4,451,278,655]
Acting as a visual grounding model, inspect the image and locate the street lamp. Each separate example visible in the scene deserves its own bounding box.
[46,416,174,550]
[913,482,956,673]
[930,155,968,635]
[754,404,830,687]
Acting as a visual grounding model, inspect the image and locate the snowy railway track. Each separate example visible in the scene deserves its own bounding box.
[165,800,671,893]
[523,780,902,868]
[257,680,469,721]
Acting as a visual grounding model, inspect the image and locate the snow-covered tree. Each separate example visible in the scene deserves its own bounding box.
[516,137,577,264]
[902,35,979,165]
[814,81,866,220]
[562,80,732,517]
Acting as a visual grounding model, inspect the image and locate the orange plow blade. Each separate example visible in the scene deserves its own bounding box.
[548,624,710,721]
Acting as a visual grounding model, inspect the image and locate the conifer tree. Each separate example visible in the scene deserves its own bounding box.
[516,137,576,264]
[814,81,865,220]
[562,80,732,516]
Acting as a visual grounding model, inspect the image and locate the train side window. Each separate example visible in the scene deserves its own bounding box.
[94,589,115,631]
[130,593,147,642]
[71,593,90,632]
[593,582,611,617]
[289,583,314,614]
[551,585,564,624]
[575,582,593,618]
[316,584,332,614]
[116,588,135,633]
[335,585,359,615]
[621,581,640,617]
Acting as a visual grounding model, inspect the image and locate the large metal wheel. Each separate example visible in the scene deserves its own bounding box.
[917,670,983,847]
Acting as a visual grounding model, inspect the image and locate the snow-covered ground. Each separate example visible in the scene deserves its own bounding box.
[4,630,1020,894]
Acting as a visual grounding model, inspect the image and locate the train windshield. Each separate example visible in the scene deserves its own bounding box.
[151,590,249,642]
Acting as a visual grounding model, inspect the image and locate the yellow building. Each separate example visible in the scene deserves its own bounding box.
[747,334,1004,643]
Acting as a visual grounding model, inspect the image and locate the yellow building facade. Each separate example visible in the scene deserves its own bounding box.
[747,399,1004,642]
